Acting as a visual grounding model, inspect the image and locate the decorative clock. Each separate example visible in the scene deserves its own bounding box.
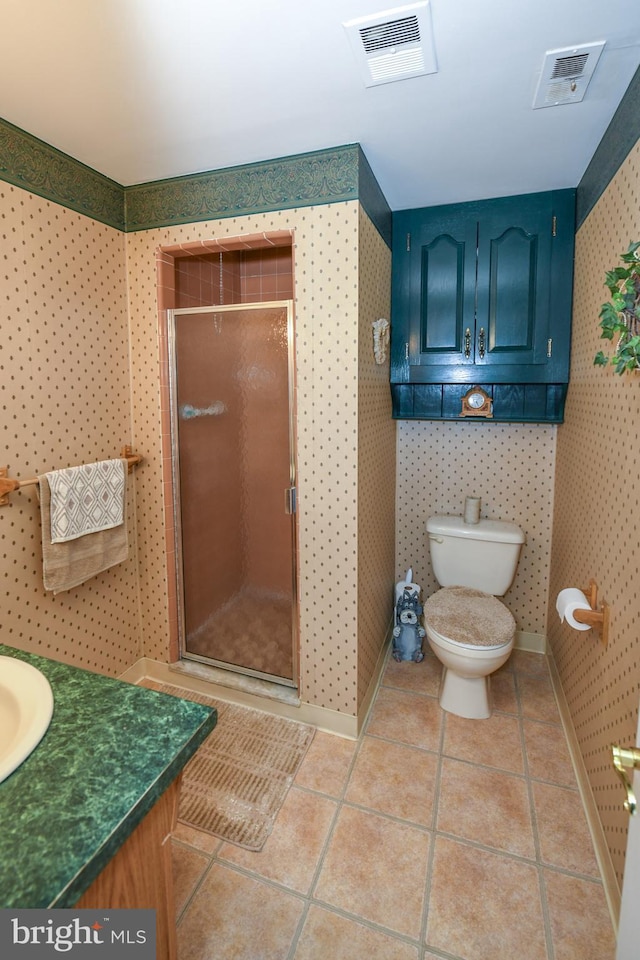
[461,386,493,418]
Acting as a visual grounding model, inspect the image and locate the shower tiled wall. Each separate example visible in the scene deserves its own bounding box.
[395,420,556,640]
[548,138,640,889]
[126,201,394,721]
[0,185,141,674]
[174,247,293,308]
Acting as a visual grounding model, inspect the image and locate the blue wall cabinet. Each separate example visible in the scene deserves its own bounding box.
[390,190,576,421]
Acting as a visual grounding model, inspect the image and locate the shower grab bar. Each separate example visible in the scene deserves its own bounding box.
[0,445,143,506]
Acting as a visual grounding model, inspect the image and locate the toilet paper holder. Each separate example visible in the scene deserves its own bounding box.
[573,579,610,647]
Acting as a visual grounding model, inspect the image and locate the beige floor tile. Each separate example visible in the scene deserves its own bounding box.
[382,653,441,698]
[177,863,304,960]
[511,650,550,678]
[426,836,548,960]
[218,786,337,894]
[544,870,616,960]
[490,669,518,714]
[523,719,578,787]
[294,730,357,797]
[167,644,605,960]
[293,905,420,960]
[366,686,443,752]
[443,711,525,774]
[171,840,211,919]
[518,674,561,724]
[345,735,438,827]
[172,820,222,855]
[533,782,600,876]
[313,805,430,939]
[437,758,536,858]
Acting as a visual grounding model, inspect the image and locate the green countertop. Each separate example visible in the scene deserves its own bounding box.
[0,644,217,908]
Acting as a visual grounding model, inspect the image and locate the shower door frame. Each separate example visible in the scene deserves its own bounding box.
[167,300,299,688]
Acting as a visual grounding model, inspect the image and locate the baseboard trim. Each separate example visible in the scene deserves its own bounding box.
[356,621,394,737]
[547,652,621,931]
[120,657,359,739]
[515,630,547,654]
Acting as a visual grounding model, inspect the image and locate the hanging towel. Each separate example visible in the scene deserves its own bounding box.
[46,459,126,542]
[39,461,129,594]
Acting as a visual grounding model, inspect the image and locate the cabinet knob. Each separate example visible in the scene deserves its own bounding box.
[478,327,486,359]
[464,328,471,359]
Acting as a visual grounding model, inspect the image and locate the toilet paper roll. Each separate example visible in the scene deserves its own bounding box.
[395,581,421,603]
[464,496,481,524]
[556,588,592,631]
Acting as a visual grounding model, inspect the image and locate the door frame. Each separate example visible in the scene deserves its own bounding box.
[167,300,299,687]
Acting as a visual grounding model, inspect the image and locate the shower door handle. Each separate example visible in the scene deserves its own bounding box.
[284,487,297,515]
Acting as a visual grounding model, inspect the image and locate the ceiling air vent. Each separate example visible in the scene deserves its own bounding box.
[532,41,606,108]
[343,1,437,88]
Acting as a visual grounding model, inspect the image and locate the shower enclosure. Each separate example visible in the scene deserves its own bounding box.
[168,301,297,685]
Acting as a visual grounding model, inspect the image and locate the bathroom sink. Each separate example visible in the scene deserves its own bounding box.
[0,656,54,783]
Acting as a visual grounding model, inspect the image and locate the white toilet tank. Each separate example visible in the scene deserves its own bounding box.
[426,515,525,596]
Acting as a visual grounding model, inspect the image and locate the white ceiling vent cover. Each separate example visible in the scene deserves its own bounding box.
[533,41,605,108]
[343,2,437,88]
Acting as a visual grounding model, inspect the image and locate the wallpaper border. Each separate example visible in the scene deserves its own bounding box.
[125,144,358,231]
[0,116,125,230]
[125,143,390,245]
[0,121,391,245]
[577,64,640,228]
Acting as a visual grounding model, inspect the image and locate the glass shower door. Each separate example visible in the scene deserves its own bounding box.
[169,302,297,685]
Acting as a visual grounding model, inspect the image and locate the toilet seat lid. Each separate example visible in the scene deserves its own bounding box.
[424,587,515,648]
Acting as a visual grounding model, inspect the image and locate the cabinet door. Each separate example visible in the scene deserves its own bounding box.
[475,195,552,370]
[414,212,477,367]
[391,206,476,380]
[390,190,575,390]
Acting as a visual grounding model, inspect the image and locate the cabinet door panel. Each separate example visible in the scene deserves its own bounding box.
[413,216,476,367]
[420,233,466,353]
[476,198,551,367]
[489,227,536,349]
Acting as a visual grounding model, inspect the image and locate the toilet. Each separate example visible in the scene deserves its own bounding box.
[423,515,525,719]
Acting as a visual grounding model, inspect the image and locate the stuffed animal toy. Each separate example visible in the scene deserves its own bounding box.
[393,584,426,662]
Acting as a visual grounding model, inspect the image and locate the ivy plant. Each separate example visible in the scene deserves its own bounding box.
[594,241,640,374]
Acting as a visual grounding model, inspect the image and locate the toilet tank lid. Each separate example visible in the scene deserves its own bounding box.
[426,515,525,544]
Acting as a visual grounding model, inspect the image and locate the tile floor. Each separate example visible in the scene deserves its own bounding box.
[170,649,617,960]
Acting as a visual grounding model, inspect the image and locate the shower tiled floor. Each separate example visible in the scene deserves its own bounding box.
[170,649,617,960]
[186,586,293,681]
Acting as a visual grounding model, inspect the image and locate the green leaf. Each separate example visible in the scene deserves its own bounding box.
[598,244,640,373]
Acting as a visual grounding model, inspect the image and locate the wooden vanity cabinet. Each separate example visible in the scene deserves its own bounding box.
[76,777,180,960]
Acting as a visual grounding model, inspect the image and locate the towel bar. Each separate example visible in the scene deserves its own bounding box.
[0,446,143,506]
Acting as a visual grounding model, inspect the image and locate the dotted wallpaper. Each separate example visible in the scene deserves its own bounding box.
[0,185,142,674]
[125,201,393,719]
[357,207,395,708]
[548,139,640,890]
[395,420,556,638]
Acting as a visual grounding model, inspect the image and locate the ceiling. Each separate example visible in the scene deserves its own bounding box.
[1,0,639,211]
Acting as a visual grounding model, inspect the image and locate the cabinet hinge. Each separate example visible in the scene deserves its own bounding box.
[406,233,411,252]
[551,215,557,237]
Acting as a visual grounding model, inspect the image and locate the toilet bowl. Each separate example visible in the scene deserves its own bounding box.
[425,515,525,719]
[424,586,515,719]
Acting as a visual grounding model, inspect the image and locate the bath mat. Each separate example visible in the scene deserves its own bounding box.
[152,683,315,851]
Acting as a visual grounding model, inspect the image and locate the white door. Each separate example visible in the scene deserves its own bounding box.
[615,705,640,959]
